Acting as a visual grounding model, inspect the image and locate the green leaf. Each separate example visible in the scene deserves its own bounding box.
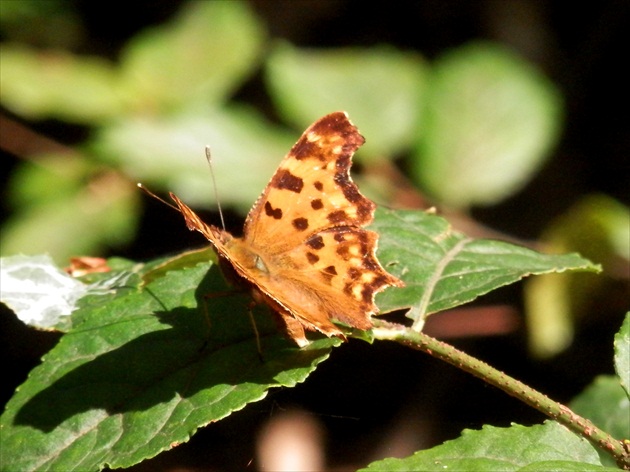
[266,43,428,160]
[96,105,294,214]
[362,421,609,471]
[519,462,619,471]
[6,153,89,208]
[0,262,339,471]
[119,1,265,110]
[615,314,630,396]
[524,194,629,358]
[1,159,140,264]
[371,209,600,329]
[0,2,265,121]
[537,194,629,271]
[0,44,123,123]
[141,247,217,286]
[413,41,563,208]
[0,254,88,330]
[570,375,630,468]
[0,254,143,331]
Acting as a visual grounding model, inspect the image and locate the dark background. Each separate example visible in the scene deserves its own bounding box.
[1,1,628,470]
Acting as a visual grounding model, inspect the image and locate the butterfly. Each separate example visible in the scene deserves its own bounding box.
[168,111,404,347]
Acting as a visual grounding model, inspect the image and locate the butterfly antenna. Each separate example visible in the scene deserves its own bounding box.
[137,183,180,212]
[205,146,226,231]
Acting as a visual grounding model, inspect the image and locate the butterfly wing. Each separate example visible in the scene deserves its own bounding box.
[243,111,373,246]
[238,112,403,339]
[169,192,230,251]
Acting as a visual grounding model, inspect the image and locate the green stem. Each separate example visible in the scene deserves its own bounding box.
[372,319,630,470]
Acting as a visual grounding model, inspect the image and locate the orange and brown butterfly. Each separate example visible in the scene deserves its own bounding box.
[168,111,404,347]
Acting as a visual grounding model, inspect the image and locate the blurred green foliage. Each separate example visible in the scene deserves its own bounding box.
[525,195,630,357]
[413,42,563,207]
[1,0,566,264]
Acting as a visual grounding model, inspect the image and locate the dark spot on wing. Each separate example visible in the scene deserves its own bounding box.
[272,169,304,193]
[362,257,379,271]
[291,139,323,161]
[320,265,338,283]
[306,252,319,264]
[311,199,323,210]
[264,201,282,219]
[348,267,361,280]
[328,210,346,224]
[306,235,325,250]
[293,217,309,231]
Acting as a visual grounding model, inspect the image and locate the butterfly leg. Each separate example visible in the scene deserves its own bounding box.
[201,290,237,337]
[246,299,264,362]
[201,289,246,340]
[202,290,265,360]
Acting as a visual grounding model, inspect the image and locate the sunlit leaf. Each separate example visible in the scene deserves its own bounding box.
[119,1,266,110]
[570,375,630,468]
[413,41,563,208]
[524,194,629,358]
[614,314,630,398]
[96,105,294,213]
[0,255,138,331]
[372,209,599,329]
[362,421,609,471]
[266,43,427,159]
[0,254,87,330]
[1,160,140,263]
[0,44,123,123]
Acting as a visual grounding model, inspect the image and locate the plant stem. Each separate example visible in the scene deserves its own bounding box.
[372,319,630,470]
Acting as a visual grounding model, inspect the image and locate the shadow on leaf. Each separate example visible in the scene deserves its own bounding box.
[14,265,335,432]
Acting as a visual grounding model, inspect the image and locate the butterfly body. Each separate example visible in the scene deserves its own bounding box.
[170,112,403,347]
